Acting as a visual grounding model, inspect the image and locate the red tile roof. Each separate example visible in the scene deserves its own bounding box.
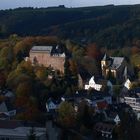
[97,101,108,110]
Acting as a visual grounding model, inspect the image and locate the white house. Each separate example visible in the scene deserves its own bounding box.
[124,88,140,112]
[114,114,121,125]
[85,76,113,94]
[85,76,102,91]
[124,79,131,90]
[0,101,16,120]
[104,111,120,125]
[124,96,140,112]
[121,87,140,120]
[46,98,61,112]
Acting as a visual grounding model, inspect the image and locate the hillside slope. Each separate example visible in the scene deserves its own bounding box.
[0,5,140,48]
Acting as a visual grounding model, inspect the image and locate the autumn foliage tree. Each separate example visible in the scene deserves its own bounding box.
[76,100,94,128]
[58,101,76,128]
[86,43,101,60]
[0,71,6,89]
[131,46,140,55]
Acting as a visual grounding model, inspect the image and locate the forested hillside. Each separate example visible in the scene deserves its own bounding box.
[0,5,140,48]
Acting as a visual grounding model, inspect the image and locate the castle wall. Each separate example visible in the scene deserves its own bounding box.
[30,51,65,73]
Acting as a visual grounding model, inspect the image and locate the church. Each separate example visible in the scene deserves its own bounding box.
[101,54,134,82]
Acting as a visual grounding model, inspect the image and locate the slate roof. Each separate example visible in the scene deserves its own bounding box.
[102,54,124,69]
[5,100,14,111]
[121,87,140,98]
[47,98,62,105]
[106,111,118,119]
[31,46,53,53]
[63,89,110,102]
[129,87,140,94]
[96,79,109,85]
[50,45,65,55]
[125,93,139,98]
[102,54,111,61]
[78,68,91,81]
[88,89,110,98]
[0,99,15,112]
[104,103,132,120]
[62,90,87,101]
[94,122,115,133]
[0,113,9,119]
[110,57,124,69]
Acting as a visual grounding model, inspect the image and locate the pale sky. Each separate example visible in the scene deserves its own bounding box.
[0,0,140,10]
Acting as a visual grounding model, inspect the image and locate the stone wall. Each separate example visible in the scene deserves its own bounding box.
[30,51,65,73]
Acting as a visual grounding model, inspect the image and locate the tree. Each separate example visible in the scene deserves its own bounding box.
[16,61,34,77]
[86,43,101,60]
[14,37,34,56]
[81,56,99,76]
[35,66,47,80]
[76,100,94,128]
[7,72,32,90]
[16,82,33,97]
[69,59,78,75]
[0,72,6,89]
[58,101,76,128]
[130,81,140,89]
[64,59,71,76]
[0,47,14,70]
[138,71,140,80]
[131,46,140,55]
[119,111,137,140]
[113,85,122,97]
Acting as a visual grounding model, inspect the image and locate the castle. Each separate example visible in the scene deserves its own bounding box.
[29,45,65,73]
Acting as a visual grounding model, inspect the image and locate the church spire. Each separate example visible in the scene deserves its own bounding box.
[102,53,110,61]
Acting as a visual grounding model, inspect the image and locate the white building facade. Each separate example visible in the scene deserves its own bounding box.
[85,76,102,91]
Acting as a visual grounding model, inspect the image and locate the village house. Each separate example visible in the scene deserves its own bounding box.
[85,76,102,91]
[46,98,62,113]
[29,45,65,73]
[93,102,133,139]
[120,78,132,97]
[124,78,132,90]
[120,87,140,120]
[101,54,133,82]
[0,101,16,120]
[94,122,116,139]
[61,89,112,111]
[104,110,121,125]
[0,89,16,120]
[84,76,113,94]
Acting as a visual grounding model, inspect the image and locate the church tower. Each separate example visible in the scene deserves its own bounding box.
[101,54,111,77]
